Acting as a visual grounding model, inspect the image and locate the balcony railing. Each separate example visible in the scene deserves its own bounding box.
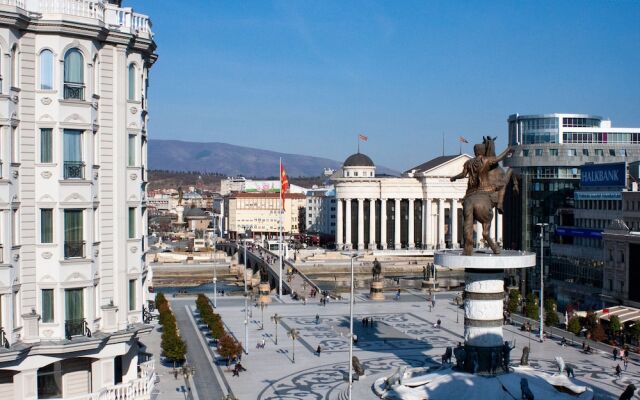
[64,161,85,179]
[39,0,105,21]
[0,0,25,8]
[64,82,85,100]
[66,360,156,400]
[65,318,91,339]
[64,240,85,258]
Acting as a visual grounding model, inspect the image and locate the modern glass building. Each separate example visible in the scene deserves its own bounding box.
[503,114,640,303]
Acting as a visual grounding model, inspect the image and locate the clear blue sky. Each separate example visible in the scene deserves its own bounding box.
[129,0,640,171]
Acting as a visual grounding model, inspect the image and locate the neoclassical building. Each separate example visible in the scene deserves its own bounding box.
[0,1,156,399]
[333,152,504,251]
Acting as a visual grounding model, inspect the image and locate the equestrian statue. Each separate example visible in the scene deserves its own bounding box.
[450,136,517,256]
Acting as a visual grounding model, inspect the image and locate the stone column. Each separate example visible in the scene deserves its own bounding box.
[497,213,503,245]
[408,199,415,249]
[438,198,445,248]
[424,199,432,249]
[380,199,387,249]
[345,199,352,250]
[336,199,343,250]
[394,198,401,249]
[369,199,376,249]
[451,198,458,249]
[357,198,365,250]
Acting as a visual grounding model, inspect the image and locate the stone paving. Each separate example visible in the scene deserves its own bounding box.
[169,290,640,400]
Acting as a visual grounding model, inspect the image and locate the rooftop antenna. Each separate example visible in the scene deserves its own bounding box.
[442,132,445,156]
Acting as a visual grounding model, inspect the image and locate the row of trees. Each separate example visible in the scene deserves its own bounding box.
[195,294,243,367]
[509,289,640,347]
[156,293,188,364]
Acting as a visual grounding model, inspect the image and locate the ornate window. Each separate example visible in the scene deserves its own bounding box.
[40,50,54,90]
[63,49,84,100]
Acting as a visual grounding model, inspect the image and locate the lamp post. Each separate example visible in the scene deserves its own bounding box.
[242,227,250,355]
[348,253,356,400]
[259,301,266,330]
[210,239,217,308]
[271,313,281,345]
[288,328,300,363]
[536,222,548,343]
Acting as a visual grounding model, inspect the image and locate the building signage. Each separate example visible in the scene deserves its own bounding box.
[574,191,622,200]
[555,226,602,238]
[580,162,626,188]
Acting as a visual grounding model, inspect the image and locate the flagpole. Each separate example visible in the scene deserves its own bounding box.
[357,135,360,154]
[442,132,444,156]
[279,158,283,298]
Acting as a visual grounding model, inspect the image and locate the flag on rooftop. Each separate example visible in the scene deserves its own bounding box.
[358,133,368,142]
[459,136,469,144]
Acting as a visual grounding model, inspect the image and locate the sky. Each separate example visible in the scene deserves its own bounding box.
[129,0,640,171]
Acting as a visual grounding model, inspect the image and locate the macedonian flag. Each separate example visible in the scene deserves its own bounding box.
[280,161,289,211]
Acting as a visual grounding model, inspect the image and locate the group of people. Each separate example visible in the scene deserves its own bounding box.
[613,346,630,376]
[232,362,246,377]
[361,317,375,328]
[255,339,266,349]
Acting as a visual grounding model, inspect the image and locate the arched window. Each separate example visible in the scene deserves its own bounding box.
[63,48,84,100]
[128,64,136,100]
[40,49,54,90]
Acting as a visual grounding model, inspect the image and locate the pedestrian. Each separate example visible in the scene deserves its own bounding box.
[316,345,322,357]
[615,364,622,378]
[581,341,586,351]
[565,365,575,378]
[614,347,619,361]
[395,289,401,301]
[173,368,178,380]
[362,318,366,327]
[437,319,442,328]
[315,314,320,324]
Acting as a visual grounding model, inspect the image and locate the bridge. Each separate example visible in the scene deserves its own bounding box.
[216,242,321,300]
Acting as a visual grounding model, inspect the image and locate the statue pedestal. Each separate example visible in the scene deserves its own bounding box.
[421,279,439,290]
[369,280,385,301]
[434,249,535,374]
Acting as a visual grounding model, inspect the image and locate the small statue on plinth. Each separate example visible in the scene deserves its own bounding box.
[450,136,516,255]
[502,340,515,371]
[369,258,385,301]
[353,356,365,376]
[372,258,382,281]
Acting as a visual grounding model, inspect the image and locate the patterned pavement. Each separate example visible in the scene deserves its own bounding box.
[178,290,639,400]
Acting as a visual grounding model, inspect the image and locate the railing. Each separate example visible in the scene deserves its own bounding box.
[0,327,9,349]
[64,82,85,100]
[65,318,91,339]
[64,240,85,258]
[64,161,85,179]
[65,360,156,400]
[39,0,105,21]
[107,5,151,34]
[0,0,25,9]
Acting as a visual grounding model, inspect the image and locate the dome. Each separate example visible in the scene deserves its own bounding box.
[343,153,374,167]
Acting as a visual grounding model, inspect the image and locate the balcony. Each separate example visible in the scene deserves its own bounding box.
[63,82,85,100]
[67,360,156,400]
[64,318,91,339]
[64,161,85,179]
[64,241,85,258]
[0,327,9,349]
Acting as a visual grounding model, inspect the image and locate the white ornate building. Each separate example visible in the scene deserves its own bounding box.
[0,1,156,399]
[334,152,504,251]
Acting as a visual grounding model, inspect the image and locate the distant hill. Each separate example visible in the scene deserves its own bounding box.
[148,139,398,178]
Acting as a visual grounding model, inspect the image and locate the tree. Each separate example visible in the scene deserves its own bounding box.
[507,289,520,314]
[218,334,240,369]
[524,293,539,321]
[628,322,640,342]
[544,298,559,327]
[609,315,621,334]
[567,317,582,335]
[590,322,606,342]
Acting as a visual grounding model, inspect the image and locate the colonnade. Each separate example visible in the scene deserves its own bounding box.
[335,197,503,251]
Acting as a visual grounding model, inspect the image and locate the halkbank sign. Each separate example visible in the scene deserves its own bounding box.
[580,162,626,188]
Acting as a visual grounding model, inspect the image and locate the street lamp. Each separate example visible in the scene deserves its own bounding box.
[271,313,281,345]
[209,239,217,308]
[348,253,356,400]
[241,227,250,355]
[259,301,267,330]
[536,222,548,343]
[288,328,300,363]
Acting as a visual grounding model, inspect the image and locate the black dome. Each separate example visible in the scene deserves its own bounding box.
[343,153,374,167]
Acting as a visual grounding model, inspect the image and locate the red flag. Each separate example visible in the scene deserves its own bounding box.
[459,136,469,144]
[358,133,368,142]
[280,162,289,210]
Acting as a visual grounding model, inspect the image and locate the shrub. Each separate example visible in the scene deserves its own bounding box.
[567,317,582,335]
[524,294,539,321]
[590,322,606,342]
[507,289,520,314]
[157,296,187,364]
[628,322,640,341]
[544,299,559,327]
[218,334,240,368]
[609,315,621,334]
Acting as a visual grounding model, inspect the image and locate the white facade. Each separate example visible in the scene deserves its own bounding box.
[0,1,156,399]
[334,153,504,251]
[304,187,336,236]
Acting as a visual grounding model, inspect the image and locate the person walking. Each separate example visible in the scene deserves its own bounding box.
[613,347,619,361]
[316,345,322,357]
[315,314,320,324]
[615,364,622,378]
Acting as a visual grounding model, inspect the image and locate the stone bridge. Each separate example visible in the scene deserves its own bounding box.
[216,242,321,299]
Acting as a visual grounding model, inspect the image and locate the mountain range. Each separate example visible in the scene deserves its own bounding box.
[148,140,398,178]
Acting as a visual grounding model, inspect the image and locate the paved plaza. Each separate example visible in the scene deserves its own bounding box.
[165,290,640,399]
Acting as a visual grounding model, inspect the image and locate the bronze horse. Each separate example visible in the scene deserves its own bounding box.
[451,137,517,255]
[372,259,382,281]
